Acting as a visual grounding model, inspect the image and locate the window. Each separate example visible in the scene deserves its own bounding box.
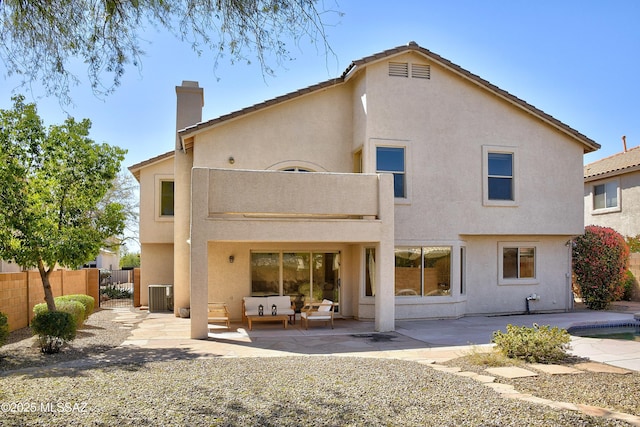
[251,251,340,306]
[160,180,174,216]
[593,181,618,211]
[459,247,466,295]
[483,146,518,206]
[488,153,513,200]
[394,247,451,296]
[376,146,406,198]
[365,248,376,297]
[498,243,537,285]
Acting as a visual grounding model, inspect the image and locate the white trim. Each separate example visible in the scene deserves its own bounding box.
[482,145,519,207]
[590,178,621,214]
[497,241,539,286]
[372,139,412,203]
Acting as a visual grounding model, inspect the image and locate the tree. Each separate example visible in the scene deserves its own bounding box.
[0,0,339,104]
[101,170,139,249]
[572,225,629,310]
[0,95,126,311]
[120,252,140,269]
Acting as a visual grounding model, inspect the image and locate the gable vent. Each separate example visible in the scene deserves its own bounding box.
[389,62,409,77]
[411,64,431,79]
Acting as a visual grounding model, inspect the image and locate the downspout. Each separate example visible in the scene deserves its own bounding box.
[566,238,575,311]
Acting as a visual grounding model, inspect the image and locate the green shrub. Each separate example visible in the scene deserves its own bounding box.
[621,270,636,301]
[31,311,77,354]
[572,225,629,310]
[100,286,132,299]
[0,312,8,347]
[33,299,86,329]
[492,323,571,363]
[626,235,640,253]
[56,294,95,320]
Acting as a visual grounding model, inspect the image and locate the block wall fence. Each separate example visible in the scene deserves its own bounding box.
[628,253,640,301]
[0,269,100,332]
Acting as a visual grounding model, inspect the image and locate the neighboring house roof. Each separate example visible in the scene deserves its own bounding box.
[128,150,175,181]
[584,145,640,181]
[178,41,599,154]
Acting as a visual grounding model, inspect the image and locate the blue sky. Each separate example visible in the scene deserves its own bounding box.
[1,0,639,170]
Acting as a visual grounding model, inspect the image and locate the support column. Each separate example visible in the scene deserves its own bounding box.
[375,173,395,332]
[190,168,209,339]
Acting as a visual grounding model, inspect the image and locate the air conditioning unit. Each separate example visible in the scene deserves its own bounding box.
[148,284,173,312]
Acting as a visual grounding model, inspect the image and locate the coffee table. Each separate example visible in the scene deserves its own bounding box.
[247,314,289,331]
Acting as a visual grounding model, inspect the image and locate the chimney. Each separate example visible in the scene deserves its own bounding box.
[175,81,204,150]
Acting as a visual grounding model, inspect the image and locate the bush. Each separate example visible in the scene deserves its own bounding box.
[626,235,640,253]
[56,294,95,320]
[31,311,77,354]
[0,312,8,347]
[572,225,629,310]
[492,323,571,363]
[100,286,132,299]
[621,270,636,301]
[33,300,86,329]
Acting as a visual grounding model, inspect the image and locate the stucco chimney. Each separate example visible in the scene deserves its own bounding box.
[175,81,204,150]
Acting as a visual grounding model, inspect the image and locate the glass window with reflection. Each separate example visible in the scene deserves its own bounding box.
[376,146,406,198]
[250,252,280,296]
[394,247,451,297]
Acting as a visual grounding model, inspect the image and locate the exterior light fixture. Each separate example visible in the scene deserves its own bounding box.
[228,156,235,164]
[229,255,234,263]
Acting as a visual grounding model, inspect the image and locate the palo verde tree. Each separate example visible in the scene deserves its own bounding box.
[0,95,126,311]
[0,0,338,104]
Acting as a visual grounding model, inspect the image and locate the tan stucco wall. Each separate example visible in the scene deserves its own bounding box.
[138,156,175,244]
[584,170,640,237]
[139,243,174,306]
[192,85,353,173]
[463,235,573,315]
[361,52,585,238]
[206,242,362,321]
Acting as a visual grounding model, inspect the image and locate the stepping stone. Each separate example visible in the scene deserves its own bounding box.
[455,371,496,383]
[484,382,518,394]
[485,366,538,378]
[574,362,632,374]
[430,365,461,373]
[528,363,583,375]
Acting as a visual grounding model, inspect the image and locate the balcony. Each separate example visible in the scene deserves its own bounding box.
[191,168,393,243]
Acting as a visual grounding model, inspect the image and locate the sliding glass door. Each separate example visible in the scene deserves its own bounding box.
[251,251,340,311]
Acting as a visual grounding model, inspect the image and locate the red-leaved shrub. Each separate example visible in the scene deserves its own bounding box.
[572,225,629,310]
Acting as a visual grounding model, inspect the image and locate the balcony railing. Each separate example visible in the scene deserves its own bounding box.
[204,169,381,219]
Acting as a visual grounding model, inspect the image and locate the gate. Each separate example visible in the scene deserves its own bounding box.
[99,269,134,308]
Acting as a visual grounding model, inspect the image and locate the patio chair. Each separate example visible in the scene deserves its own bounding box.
[207,302,230,329]
[300,299,334,329]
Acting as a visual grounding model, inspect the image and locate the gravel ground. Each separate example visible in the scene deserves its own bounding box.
[0,309,637,426]
[0,308,133,372]
[446,355,640,418]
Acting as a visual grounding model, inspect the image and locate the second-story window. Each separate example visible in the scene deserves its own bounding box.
[376,146,406,198]
[593,181,618,210]
[483,145,518,206]
[488,152,513,201]
[160,180,174,216]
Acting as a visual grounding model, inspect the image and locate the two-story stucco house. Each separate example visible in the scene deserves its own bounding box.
[584,141,640,237]
[130,42,599,339]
